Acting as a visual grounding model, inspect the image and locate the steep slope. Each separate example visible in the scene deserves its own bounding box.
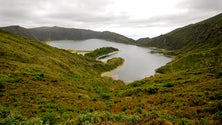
[109,14,222,124]
[137,13,222,54]
[0,26,135,44]
[0,30,126,124]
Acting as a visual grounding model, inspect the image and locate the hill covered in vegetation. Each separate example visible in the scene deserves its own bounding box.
[0,26,135,44]
[0,30,127,124]
[0,13,222,124]
[122,13,222,124]
[137,13,222,55]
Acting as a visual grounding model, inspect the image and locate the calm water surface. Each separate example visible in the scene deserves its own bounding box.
[48,39,172,83]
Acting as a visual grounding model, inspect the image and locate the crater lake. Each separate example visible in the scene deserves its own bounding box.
[48,39,172,83]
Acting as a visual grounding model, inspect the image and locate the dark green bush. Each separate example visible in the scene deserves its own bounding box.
[216,71,222,78]
[90,97,98,101]
[0,106,9,118]
[1,113,25,124]
[163,82,174,87]
[32,72,44,81]
[136,107,143,113]
[76,86,85,90]
[146,86,158,94]
[0,83,4,93]
[41,112,59,124]
[122,106,127,112]
[215,111,222,120]
[101,93,111,100]
[89,107,94,112]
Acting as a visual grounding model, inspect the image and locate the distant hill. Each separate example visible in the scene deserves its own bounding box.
[137,13,222,54]
[0,26,135,44]
[0,25,38,40]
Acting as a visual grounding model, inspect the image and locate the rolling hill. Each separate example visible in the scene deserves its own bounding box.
[119,13,222,124]
[0,29,127,124]
[0,26,135,44]
[137,13,222,55]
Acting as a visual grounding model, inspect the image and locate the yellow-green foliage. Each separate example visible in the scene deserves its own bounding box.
[157,44,222,73]
[0,30,125,124]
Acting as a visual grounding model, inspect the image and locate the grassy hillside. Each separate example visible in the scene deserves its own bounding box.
[0,26,135,44]
[114,13,222,124]
[115,37,222,124]
[137,13,222,55]
[0,30,126,124]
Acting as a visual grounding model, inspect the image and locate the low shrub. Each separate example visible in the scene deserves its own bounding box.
[163,82,174,87]
[1,113,25,125]
[136,107,143,114]
[76,86,85,90]
[0,105,9,118]
[215,111,222,120]
[101,93,111,100]
[32,72,44,81]
[41,112,59,124]
[77,112,141,124]
[146,85,158,94]
[78,113,101,124]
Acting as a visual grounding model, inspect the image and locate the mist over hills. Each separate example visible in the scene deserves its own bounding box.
[0,26,135,44]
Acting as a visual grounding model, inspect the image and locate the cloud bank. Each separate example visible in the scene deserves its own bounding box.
[0,0,221,39]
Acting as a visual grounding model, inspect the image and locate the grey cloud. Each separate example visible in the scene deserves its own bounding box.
[130,0,222,29]
[131,0,222,28]
[0,0,221,38]
[178,0,222,11]
[0,0,117,27]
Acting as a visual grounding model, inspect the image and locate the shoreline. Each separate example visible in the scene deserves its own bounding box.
[67,49,92,55]
[101,63,123,80]
[96,50,119,60]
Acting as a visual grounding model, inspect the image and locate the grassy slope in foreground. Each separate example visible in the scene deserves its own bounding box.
[108,13,222,124]
[0,30,127,124]
[78,40,222,124]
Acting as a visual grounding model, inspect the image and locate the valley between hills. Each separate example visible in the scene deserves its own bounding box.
[0,13,222,124]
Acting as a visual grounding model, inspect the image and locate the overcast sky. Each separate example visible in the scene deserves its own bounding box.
[0,0,221,39]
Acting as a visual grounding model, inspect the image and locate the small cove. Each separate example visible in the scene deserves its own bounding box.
[48,39,172,83]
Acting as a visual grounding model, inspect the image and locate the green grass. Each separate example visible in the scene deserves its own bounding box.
[0,30,125,124]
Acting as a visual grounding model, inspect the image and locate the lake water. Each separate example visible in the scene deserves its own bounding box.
[48,39,172,83]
